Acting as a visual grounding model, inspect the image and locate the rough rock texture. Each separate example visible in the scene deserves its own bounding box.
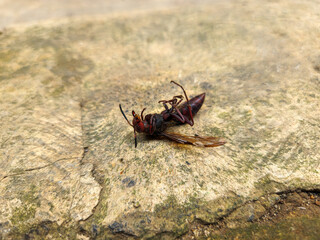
[0,26,101,237]
[0,0,319,238]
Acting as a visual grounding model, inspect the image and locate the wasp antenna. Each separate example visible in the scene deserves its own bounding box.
[141,108,146,120]
[134,130,137,148]
[171,81,189,102]
[119,104,133,127]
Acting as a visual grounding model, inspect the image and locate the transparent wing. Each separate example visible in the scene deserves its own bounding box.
[160,132,226,147]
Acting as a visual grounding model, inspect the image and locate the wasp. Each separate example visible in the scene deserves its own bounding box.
[120,81,226,148]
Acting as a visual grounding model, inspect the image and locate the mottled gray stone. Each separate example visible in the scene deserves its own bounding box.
[0,0,319,238]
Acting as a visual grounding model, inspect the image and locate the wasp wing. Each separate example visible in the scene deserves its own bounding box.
[160,132,226,147]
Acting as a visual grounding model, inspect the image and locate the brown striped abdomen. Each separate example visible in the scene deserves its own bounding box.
[178,93,205,118]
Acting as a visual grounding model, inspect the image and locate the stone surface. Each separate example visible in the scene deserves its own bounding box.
[0,24,101,237]
[0,0,320,238]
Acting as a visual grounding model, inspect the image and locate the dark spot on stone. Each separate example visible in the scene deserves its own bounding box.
[92,224,98,237]
[248,213,255,222]
[313,56,320,73]
[39,221,50,234]
[108,221,124,233]
[24,234,31,240]
[122,177,130,184]
[128,180,135,187]
[178,213,187,219]
[122,177,136,187]
[79,225,87,235]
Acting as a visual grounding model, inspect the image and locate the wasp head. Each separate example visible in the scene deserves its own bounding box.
[132,111,145,133]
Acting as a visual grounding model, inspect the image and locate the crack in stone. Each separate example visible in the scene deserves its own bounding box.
[79,163,106,234]
[69,178,82,215]
[77,86,105,230]
[0,156,79,182]
[79,98,88,164]
[67,98,88,216]
[0,137,10,148]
